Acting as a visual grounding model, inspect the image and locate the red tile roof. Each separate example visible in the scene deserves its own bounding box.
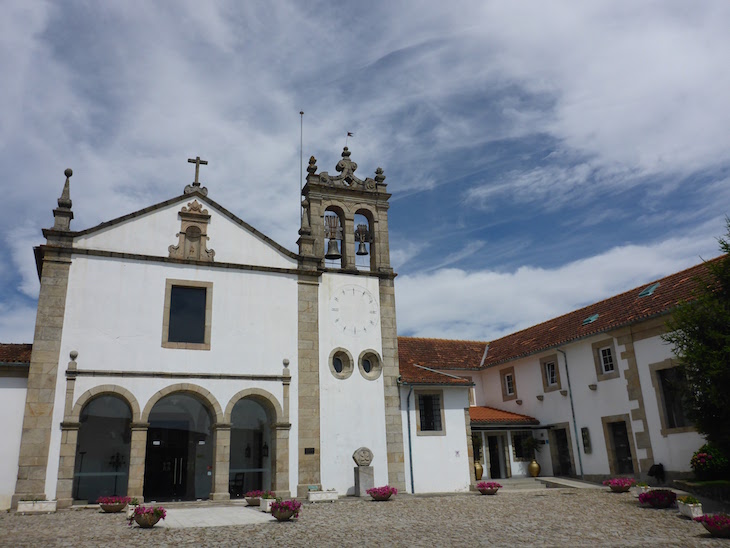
[397,257,720,380]
[482,257,719,368]
[0,343,32,364]
[398,337,486,384]
[470,405,539,425]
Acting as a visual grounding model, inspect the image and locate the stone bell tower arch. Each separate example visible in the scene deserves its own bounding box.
[295,148,405,496]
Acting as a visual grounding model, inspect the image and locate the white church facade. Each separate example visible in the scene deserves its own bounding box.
[0,149,710,510]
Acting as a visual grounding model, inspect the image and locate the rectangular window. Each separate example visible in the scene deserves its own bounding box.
[504,373,515,396]
[512,431,530,460]
[416,391,446,436]
[544,361,557,385]
[500,366,517,401]
[162,279,213,350]
[658,367,690,429]
[169,286,206,343]
[418,394,442,431]
[600,347,615,373]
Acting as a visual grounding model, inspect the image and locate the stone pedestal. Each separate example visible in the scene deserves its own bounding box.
[354,466,374,496]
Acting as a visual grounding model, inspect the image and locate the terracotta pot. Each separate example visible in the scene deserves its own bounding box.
[134,513,161,528]
[478,488,499,495]
[528,459,541,478]
[474,462,484,481]
[272,508,296,522]
[99,503,126,513]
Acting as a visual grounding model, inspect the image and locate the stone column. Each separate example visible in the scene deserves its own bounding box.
[55,422,79,508]
[342,215,356,270]
[297,277,321,497]
[127,423,149,501]
[211,423,231,501]
[464,409,476,488]
[274,423,291,497]
[379,277,406,491]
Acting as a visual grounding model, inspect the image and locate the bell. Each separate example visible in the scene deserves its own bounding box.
[356,241,368,256]
[325,238,342,260]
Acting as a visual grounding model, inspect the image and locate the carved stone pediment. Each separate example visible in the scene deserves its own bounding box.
[314,148,386,192]
[168,200,215,261]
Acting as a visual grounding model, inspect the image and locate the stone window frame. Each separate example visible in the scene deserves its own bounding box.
[591,339,620,382]
[161,279,213,350]
[357,349,383,381]
[601,414,639,476]
[328,347,354,380]
[511,430,533,462]
[415,389,446,437]
[649,358,695,437]
[540,354,562,393]
[500,366,517,401]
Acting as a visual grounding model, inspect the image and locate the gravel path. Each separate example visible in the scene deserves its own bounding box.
[1,490,727,547]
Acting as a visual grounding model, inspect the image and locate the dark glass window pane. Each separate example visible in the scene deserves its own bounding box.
[333,356,343,373]
[659,368,690,428]
[169,286,206,343]
[419,395,442,431]
[363,358,372,373]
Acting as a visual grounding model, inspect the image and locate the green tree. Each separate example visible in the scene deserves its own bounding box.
[663,219,730,459]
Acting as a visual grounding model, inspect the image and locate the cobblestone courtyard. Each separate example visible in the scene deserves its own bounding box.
[1,489,728,547]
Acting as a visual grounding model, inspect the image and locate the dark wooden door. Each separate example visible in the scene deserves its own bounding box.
[609,421,634,474]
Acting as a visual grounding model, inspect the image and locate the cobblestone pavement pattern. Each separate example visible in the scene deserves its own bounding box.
[1,490,728,547]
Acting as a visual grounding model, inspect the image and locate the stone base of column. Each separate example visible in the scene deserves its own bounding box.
[210,492,231,501]
[273,490,291,499]
[56,497,73,509]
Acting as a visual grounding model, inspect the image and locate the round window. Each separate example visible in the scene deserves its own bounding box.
[358,350,382,380]
[329,349,353,380]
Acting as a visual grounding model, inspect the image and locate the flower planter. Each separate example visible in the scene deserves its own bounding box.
[630,486,650,497]
[370,493,392,501]
[246,497,261,506]
[99,502,127,513]
[638,489,676,509]
[16,500,57,514]
[478,488,499,495]
[366,486,397,501]
[700,522,730,538]
[609,484,632,493]
[308,490,338,503]
[272,508,296,521]
[695,514,730,538]
[260,499,276,513]
[134,513,161,528]
[126,505,138,520]
[678,501,703,519]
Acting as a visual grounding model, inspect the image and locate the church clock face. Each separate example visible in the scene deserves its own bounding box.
[330,285,379,336]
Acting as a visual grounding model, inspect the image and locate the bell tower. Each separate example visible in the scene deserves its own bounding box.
[296,147,406,496]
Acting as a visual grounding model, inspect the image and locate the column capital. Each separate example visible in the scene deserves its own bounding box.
[60,421,80,430]
[131,422,150,430]
[212,422,232,430]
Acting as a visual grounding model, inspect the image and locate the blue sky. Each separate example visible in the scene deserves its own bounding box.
[2,1,729,343]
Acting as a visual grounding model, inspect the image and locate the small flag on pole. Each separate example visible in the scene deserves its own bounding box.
[346,132,354,146]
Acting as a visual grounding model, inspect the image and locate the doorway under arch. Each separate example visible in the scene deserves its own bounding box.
[73,394,132,503]
[229,398,272,497]
[144,393,214,501]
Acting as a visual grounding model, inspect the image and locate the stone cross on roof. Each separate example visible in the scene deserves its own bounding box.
[185,156,209,196]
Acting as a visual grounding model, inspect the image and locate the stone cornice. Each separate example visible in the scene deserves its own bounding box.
[67,369,289,381]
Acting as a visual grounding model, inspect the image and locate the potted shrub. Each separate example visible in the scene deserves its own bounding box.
[126,498,140,519]
[128,505,167,528]
[245,490,266,506]
[270,499,302,522]
[476,481,502,495]
[690,443,729,481]
[677,495,703,519]
[602,478,636,493]
[97,495,131,513]
[695,514,730,538]
[366,485,398,501]
[638,489,676,509]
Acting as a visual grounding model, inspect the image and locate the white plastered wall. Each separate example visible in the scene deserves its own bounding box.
[44,249,299,498]
[0,376,27,509]
[318,273,389,495]
[400,386,471,493]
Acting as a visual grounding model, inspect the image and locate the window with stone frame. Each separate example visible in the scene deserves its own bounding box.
[416,390,446,436]
[500,366,518,401]
[162,279,213,350]
[511,431,531,461]
[657,367,690,428]
[540,354,561,392]
[591,339,620,381]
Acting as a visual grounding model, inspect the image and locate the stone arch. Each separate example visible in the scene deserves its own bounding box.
[141,383,224,424]
[224,388,283,424]
[71,384,141,423]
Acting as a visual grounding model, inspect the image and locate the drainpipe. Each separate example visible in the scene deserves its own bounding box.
[557,348,584,479]
[405,385,415,493]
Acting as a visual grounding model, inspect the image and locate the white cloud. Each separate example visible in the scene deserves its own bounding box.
[396,231,722,341]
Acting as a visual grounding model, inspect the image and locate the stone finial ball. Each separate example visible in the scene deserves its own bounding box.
[70,350,78,360]
[283,359,290,367]
[64,168,73,178]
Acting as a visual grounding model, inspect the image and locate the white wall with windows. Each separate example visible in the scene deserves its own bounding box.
[400,386,471,493]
